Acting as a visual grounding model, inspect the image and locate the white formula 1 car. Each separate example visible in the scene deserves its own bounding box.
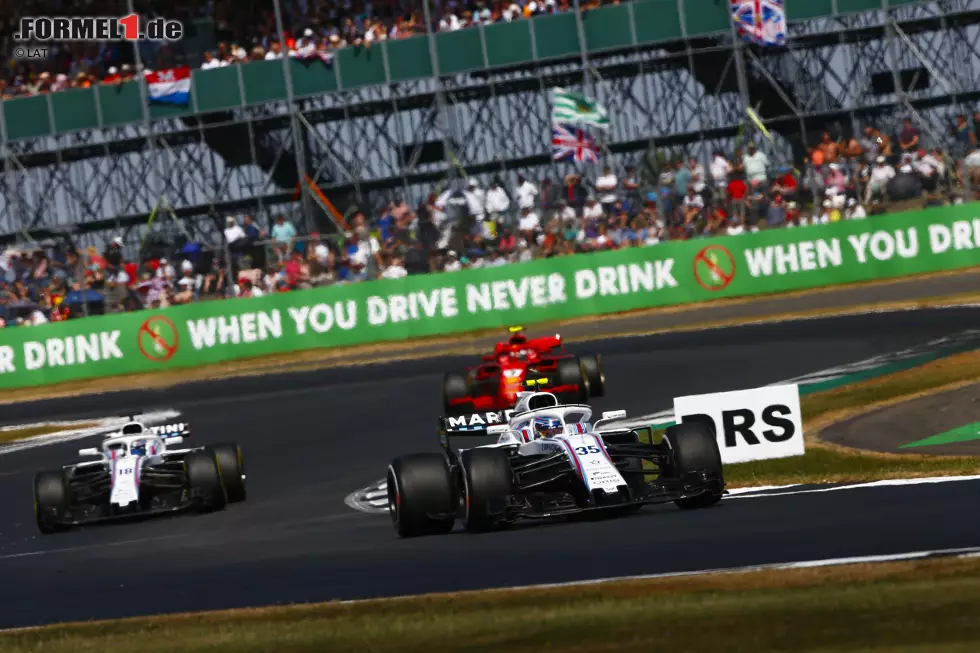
[33,420,246,534]
[386,391,725,537]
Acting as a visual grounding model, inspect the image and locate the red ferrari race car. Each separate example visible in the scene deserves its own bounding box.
[442,327,605,416]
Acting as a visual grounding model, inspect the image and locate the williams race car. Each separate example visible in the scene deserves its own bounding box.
[442,326,605,415]
[33,420,246,534]
[387,391,725,537]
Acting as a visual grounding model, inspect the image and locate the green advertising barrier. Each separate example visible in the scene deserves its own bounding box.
[1,204,978,390]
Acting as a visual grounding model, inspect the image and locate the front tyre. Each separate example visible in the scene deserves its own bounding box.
[212,443,246,503]
[662,422,724,510]
[387,454,456,538]
[34,470,70,534]
[460,448,513,533]
[185,449,228,513]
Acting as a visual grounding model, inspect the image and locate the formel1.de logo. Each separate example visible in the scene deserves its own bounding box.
[694,245,736,291]
[138,316,179,362]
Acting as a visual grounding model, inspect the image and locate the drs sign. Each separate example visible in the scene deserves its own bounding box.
[673,384,805,464]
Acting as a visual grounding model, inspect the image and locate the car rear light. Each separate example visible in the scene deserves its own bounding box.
[503,369,523,378]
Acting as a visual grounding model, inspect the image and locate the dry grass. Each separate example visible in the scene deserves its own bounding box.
[3,272,978,405]
[0,423,98,444]
[5,555,980,652]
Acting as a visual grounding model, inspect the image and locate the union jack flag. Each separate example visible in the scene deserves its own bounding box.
[552,124,599,163]
[731,0,786,46]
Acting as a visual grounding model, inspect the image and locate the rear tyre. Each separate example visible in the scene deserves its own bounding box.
[580,354,605,398]
[460,448,513,533]
[387,454,456,538]
[556,357,590,403]
[185,449,228,513]
[34,470,70,534]
[212,443,247,503]
[443,372,471,415]
[662,422,724,510]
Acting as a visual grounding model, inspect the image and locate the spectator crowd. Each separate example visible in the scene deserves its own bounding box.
[3,114,979,327]
[2,0,604,95]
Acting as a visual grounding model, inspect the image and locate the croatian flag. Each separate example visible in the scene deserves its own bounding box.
[145,66,191,105]
[292,48,334,65]
[731,0,786,46]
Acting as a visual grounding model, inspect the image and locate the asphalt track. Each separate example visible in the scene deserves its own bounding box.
[1,307,979,628]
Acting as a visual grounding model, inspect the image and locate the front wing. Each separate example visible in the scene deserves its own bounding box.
[504,472,724,520]
[502,437,724,520]
[39,486,206,528]
[44,502,197,528]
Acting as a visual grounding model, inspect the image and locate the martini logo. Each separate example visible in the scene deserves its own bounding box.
[138,316,179,362]
[694,245,736,291]
[446,410,515,429]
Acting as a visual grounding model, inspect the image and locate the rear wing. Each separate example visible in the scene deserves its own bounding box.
[438,410,514,449]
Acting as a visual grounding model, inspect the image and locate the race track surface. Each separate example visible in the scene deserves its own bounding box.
[1,308,979,628]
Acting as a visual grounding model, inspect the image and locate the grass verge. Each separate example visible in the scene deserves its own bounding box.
[0,423,98,444]
[6,554,980,652]
[725,348,980,487]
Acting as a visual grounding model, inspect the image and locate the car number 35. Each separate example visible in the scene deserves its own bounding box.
[574,445,601,456]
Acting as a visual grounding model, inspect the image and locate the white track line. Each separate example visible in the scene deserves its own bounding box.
[1,544,978,633]
[320,545,980,609]
[725,475,980,499]
[453,546,980,593]
[0,533,187,561]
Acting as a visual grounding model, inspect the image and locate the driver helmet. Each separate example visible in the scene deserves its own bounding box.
[533,416,563,439]
[130,439,147,456]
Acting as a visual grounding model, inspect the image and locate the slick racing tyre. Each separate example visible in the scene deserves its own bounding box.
[443,372,471,416]
[662,422,724,510]
[579,355,605,398]
[212,443,247,503]
[185,449,228,513]
[387,454,456,538]
[460,448,514,533]
[556,357,590,403]
[34,470,70,534]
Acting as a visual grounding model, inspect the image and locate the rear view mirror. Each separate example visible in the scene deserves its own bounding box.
[167,437,183,446]
[78,448,100,457]
[601,410,627,420]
